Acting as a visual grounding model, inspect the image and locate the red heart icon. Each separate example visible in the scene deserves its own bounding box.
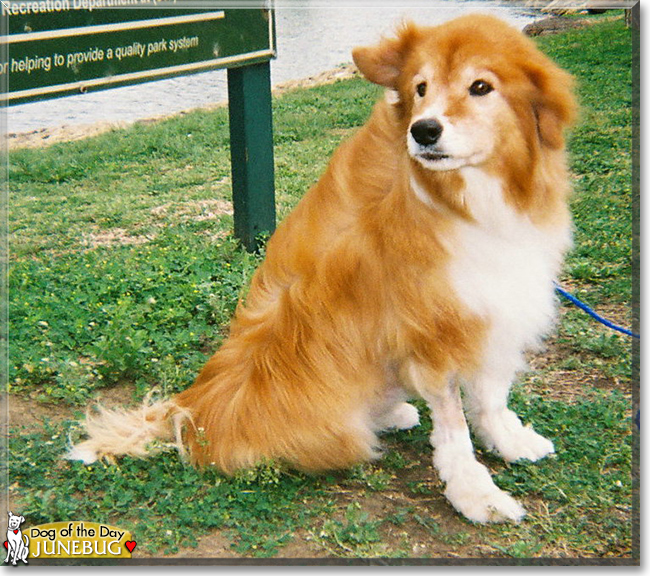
[3,541,7,549]
[125,541,136,553]
[13,530,18,534]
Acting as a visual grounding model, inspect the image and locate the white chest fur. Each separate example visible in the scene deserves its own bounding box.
[447,168,571,353]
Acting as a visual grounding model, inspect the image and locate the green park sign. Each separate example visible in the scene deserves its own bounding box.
[1,2,275,104]
[1,2,278,251]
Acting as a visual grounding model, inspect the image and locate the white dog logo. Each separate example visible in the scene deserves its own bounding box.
[4,511,29,565]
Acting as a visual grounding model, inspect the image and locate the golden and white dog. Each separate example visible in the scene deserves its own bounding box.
[68,14,576,523]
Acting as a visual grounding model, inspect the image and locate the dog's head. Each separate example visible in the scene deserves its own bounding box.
[353,14,576,173]
[7,511,25,530]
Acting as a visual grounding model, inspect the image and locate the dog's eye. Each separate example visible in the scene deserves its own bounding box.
[416,82,427,97]
[469,80,494,96]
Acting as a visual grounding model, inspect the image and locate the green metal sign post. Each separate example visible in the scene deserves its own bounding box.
[228,62,275,251]
[1,2,277,251]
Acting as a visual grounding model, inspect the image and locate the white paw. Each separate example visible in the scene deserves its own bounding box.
[446,483,526,524]
[475,410,555,463]
[383,402,420,430]
[444,467,526,524]
[498,425,555,463]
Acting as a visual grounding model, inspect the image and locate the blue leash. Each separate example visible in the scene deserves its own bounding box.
[554,283,640,340]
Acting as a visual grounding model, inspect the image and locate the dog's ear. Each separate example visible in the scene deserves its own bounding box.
[19,516,25,524]
[352,22,419,88]
[524,58,577,149]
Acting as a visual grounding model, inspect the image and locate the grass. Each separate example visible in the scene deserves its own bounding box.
[5,13,636,561]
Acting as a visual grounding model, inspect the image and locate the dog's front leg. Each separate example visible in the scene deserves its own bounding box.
[7,543,17,565]
[461,350,555,463]
[412,368,525,523]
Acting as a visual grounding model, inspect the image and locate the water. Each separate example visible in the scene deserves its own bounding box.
[6,1,539,135]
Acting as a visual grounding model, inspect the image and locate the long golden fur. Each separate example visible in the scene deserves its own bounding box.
[69,14,576,523]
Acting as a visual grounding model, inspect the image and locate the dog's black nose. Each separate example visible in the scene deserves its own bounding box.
[410,119,443,146]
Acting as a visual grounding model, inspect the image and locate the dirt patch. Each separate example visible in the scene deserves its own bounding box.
[526,351,632,406]
[2,392,74,430]
[5,120,131,150]
[585,301,635,332]
[75,199,235,251]
[83,228,154,249]
[154,528,331,560]
[138,531,240,560]
[4,381,138,430]
[521,301,635,405]
[151,198,234,221]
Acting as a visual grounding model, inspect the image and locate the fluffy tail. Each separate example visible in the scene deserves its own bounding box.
[66,392,193,465]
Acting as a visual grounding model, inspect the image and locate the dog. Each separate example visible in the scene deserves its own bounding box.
[67,14,576,524]
[4,512,29,565]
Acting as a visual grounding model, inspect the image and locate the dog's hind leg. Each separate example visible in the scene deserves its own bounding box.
[371,379,420,432]
[408,363,525,523]
[379,401,420,431]
[461,347,555,463]
[20,537,29,564]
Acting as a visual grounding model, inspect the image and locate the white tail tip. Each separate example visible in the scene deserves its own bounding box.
[64,395,192,464]
[65,445,99,465]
